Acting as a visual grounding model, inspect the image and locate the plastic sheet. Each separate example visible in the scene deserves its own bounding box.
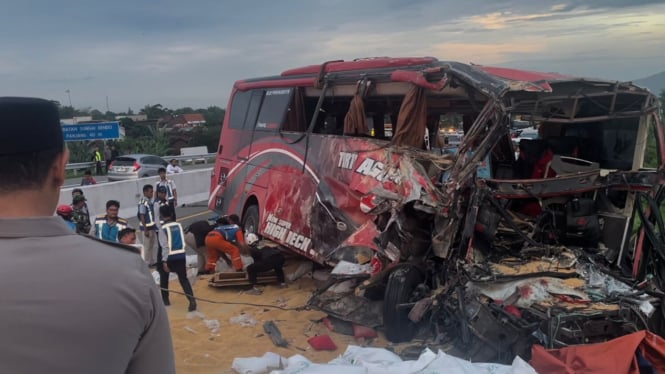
[231,345,537,374]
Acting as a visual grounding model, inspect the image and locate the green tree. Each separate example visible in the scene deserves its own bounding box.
[203,106,225,127]
[141,104,170,119]
[174,107,195,115]
[118,127,170,156]
[189,124,222,152]
[104,111,117,121]
[119,118,152,138]
[90,109,104,120]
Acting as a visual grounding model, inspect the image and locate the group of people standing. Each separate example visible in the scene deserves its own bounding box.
[0,97,175,372]
[137,180,196,311]
[56,168,196,311]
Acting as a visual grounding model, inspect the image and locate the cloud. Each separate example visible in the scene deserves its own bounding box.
[1,0,664,110]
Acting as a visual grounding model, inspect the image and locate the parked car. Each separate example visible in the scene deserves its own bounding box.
[107,154,168,181]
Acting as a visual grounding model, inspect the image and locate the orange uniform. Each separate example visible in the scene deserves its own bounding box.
[204,227,245,272]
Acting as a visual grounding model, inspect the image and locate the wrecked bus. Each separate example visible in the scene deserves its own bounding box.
[209,57,665,361]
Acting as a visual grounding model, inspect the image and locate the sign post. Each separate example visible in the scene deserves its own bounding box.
[61,122,121,141]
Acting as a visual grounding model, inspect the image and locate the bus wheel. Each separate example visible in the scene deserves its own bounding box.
[383,266,424,343]
[242,205,259,234]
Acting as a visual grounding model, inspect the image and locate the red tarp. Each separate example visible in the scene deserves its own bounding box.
[530,331,665,374]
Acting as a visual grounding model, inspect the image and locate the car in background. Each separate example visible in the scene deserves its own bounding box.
[107,154,168,181]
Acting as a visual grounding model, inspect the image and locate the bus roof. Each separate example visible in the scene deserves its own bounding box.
[233,56,649,97]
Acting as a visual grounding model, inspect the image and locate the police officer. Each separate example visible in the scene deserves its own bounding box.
[94,200,128,242]
[138,184,158,265]
[0,97,175,373]
[157,204,197,312]
[155,167,177,220]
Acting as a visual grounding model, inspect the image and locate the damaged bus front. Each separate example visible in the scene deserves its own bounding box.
[209,57,665,361]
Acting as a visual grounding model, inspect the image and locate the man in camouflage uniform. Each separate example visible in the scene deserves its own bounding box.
[72,194,91,234]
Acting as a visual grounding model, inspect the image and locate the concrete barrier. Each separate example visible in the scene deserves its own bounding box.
[59,168,213,221]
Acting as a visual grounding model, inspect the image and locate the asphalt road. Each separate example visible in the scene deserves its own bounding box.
[63,163,213,188]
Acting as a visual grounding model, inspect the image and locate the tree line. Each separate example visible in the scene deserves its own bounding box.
[57,102,225,162]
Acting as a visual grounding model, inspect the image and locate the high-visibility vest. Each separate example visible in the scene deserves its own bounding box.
[155,180,175,201]
[137,197,156,230]
[94,151,102,162]
[94,215,127,242]
[161,222,186,257]
[215,224,240,243]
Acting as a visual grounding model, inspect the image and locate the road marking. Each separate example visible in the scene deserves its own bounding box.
[178,209,213,222]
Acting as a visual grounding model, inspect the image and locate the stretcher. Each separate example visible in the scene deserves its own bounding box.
[208,270,278,288]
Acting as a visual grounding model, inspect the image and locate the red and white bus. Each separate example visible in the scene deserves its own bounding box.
[208,57,664,343]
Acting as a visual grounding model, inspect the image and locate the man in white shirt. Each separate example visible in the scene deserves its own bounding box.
[166,159,184,174]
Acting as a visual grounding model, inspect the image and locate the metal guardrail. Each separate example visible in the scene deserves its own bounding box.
[65,153,217,171]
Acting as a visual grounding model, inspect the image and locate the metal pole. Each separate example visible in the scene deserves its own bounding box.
[65,89,72,107]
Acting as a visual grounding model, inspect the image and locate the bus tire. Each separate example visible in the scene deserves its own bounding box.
[383,266,424,343]
[243,205,259,234]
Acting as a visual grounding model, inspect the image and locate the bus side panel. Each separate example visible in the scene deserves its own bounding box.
[209,88,254,214]
[234,134,322,261]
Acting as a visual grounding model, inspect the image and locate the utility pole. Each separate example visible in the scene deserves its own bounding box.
[65,89,72,107]
[106,96,110,112]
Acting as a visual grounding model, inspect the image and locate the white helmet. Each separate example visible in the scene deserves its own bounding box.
[246,233,259,246]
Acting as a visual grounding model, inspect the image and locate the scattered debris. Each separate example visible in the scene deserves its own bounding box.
[263,320,289,348]
[232,351,284,374]
[230,314,258,327]
[232,345,537,374]
[183,326,198,334]
[203,319,221,334]
[186,310,206,320]
[307,335,337,351]
[288,261,314,282]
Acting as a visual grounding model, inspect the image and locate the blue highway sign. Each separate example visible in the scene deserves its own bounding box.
[62,122,121,141]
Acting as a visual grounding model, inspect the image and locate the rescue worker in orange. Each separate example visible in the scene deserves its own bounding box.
[204,216,248,272]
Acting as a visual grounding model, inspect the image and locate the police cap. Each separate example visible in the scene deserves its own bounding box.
[156,186,167,193]
[0,97,64,155]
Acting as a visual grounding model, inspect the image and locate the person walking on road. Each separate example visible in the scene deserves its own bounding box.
[0,96,175,374]
[94,200,128,242]
[156,167,178,220]
[157,205,197,311]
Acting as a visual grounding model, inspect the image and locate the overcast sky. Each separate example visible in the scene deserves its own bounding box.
[1,0,663,112]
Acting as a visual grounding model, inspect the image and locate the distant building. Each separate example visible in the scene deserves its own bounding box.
[61,116,93,125]
[160,113,206,130]
[115,114,148,122]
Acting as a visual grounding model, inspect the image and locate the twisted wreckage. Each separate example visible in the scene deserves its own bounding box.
[209,57,665,362]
